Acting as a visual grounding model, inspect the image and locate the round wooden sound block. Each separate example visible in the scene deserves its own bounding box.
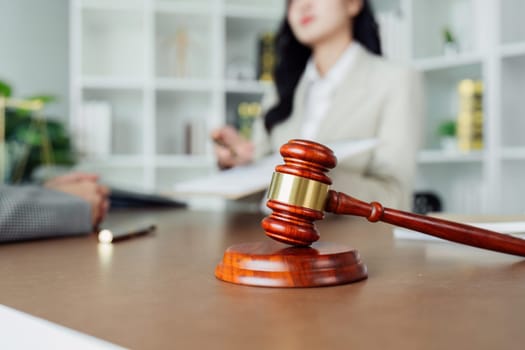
[215,241,368,287]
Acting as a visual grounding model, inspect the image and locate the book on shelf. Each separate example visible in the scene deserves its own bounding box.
[172,138,378,199]
[257,32,276,82]
[183,118,206,155]
[457,79,483,152]
[77,101,112,159]
[376,9,409,62]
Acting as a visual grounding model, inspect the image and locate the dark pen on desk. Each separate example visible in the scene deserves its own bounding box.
[98,224,156,244]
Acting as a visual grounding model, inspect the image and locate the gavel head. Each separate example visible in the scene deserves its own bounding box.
[262,139,337,246]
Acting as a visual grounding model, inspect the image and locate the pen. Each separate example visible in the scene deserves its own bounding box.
[98,224,156,244]
[213,137,238,159]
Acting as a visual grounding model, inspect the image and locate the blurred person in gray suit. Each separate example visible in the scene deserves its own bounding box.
[0,172,109,242]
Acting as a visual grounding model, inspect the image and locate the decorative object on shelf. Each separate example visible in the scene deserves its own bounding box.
[0,80,75,183]
[183,118,206,155]
[437,119,457,151]
[457,79,483,152]
[237,102,261,140]
[257,31,276,82]
[174,28,189,77]
[77,101,112,159]
[226,59,256,81]
[162,28,189,77]
[376,7,409,61]
[443,27,459,55]
[413,191,442,214]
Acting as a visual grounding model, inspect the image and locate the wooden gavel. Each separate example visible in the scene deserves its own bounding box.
[262,139,525,257]
[215,139,525,288]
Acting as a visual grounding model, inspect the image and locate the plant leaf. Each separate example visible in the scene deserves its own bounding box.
[0,80,12,97]
[26,94,57,104]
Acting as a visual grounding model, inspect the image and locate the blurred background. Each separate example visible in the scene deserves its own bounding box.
[1,0,524,215]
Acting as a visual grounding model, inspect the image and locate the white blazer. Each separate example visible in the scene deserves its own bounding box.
[252,45,424,210]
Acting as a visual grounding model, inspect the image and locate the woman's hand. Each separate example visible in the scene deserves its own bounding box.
[211,126,254,169]
[44,172,110,228]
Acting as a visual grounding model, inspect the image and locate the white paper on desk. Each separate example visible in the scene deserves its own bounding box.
[173,138,378,199]
[393,221,525,242]
[0,305,126,350]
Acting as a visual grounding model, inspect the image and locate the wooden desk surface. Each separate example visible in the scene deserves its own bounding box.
[1,209,525,349]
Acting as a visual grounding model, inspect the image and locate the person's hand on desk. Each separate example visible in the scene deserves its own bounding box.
[211,125,254,169]
[44,172,110,228]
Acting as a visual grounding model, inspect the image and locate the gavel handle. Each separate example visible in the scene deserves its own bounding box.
[325,190,525,257]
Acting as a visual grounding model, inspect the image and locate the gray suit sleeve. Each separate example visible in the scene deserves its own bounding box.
[0,185,92,242]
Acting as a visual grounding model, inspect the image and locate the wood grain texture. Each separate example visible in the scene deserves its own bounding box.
[215,241,367,287]
[2,209,525,349]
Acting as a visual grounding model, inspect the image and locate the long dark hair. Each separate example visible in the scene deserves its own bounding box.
[264,0,382,132]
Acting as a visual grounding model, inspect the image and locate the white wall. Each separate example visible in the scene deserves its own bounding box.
[0,0,69,119]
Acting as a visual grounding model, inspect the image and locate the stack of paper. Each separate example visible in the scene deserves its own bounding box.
[393,221,525,242]
[173,138,378,200]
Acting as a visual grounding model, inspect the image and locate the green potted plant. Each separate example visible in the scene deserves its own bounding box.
[1,79,76,183]
[437,119,457,151]
[443,27,459,55]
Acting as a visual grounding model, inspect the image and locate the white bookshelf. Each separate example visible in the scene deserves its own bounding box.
[374,0,525,214]
[70,0,282,192]
[71,0,525,214]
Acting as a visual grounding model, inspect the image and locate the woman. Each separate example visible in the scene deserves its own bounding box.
[212,0,423,210]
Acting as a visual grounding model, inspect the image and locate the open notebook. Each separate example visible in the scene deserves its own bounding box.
[173,138,378,200]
